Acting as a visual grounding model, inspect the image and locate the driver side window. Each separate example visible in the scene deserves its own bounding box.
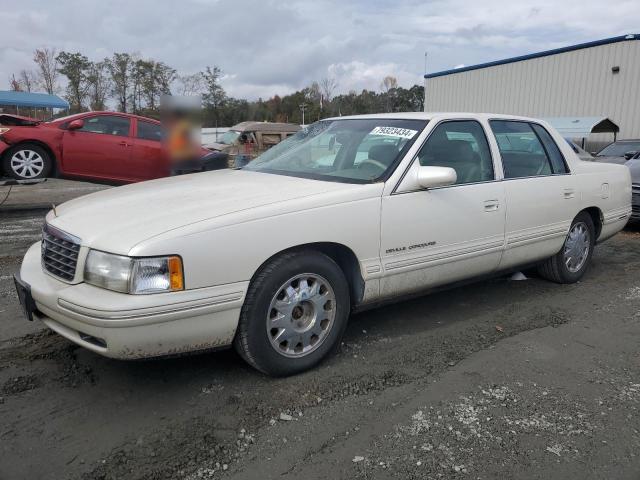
[417,120,494,185]
[78,115,131,137]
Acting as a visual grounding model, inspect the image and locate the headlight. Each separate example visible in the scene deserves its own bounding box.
[84,250,184,294]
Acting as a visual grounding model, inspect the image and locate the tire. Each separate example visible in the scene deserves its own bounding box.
[3,143,52,180]
[537,212,595,284]
[234,250,350,376]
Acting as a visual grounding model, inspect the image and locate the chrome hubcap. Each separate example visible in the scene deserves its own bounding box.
[266,273,336,358]
[11,149,44,178]
[564,222,590,273]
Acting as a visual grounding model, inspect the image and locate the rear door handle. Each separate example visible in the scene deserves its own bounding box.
[118,141,132,147]
[484,199,499,211]
[564,188,575,199]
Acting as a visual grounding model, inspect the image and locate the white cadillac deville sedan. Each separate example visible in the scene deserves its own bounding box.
[15,113,632,376]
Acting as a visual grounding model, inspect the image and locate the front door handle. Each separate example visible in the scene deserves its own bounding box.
[484,199,499,211]
[118,141,132,147]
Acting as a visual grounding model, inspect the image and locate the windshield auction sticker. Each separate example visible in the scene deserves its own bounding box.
[370,126,418,139]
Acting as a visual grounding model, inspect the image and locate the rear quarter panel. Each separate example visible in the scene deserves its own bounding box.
[571,160,632,240]
[540,119,632,240]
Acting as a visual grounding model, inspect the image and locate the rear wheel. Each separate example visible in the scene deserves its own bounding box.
[234,250,350,376]
[3,143,52,180]
[537,212,595,283]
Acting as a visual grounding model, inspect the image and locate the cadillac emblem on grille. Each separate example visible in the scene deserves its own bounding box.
[41,224,81,281]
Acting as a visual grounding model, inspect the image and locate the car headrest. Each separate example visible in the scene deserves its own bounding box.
[368,144,398,166]
[446,140,475,164]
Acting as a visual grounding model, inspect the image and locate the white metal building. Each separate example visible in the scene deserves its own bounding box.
[424,34,640,150]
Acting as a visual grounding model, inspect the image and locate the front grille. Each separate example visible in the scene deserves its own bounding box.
[41,224,81,281]
[633,183,640,195]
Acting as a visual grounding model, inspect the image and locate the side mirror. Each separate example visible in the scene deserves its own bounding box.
[624,151,637,160]
[68,119,84,130]
[590,151,598,156]
[416,166,457,189]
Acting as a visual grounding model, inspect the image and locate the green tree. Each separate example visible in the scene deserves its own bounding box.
[56,51,91,112]
[107,52,135,112]
[202,66,227,127]
[86,60,111,111]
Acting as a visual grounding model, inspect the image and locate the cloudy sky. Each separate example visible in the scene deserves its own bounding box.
[1,0,639,99]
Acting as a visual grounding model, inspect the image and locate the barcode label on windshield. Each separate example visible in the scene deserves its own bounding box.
[370,126,418,139]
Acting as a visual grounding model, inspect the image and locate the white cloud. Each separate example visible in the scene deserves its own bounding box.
[0,0,638,100]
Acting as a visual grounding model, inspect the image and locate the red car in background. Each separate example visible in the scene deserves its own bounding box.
[0,111,222,183]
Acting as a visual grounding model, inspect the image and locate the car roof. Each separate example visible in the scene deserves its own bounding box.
[323,112,546,123]
[51,111,160,124]
[230,121,300,132]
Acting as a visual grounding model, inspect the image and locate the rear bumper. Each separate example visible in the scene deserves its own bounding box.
[19,242,248,359]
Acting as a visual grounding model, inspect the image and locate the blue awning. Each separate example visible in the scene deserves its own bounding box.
[0,90,69,109]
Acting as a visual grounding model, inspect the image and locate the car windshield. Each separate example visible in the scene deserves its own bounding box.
[597,141,640,157]
[218,130,241,145]
[243,118,427,183]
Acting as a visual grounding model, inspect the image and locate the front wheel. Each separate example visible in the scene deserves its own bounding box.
[537,212,595,283]
[234,250,350,376]
[3,144,52,180]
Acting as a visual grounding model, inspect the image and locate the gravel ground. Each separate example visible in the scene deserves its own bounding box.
[0,208,638,480]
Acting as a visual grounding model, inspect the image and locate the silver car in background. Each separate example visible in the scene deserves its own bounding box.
[594,139,640,165]
[628,155,640,221]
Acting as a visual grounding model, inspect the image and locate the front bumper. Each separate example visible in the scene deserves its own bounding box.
[19,242,248,359]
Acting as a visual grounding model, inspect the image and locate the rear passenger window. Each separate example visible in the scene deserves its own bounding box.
[416,120,494,185]
[490,121,552,178]
[531,124,568,174]
[137,120,162,142]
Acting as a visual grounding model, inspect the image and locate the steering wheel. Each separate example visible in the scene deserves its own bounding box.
[357,158,387,171]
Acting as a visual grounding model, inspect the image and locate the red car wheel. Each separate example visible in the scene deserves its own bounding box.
[3,143,52,180]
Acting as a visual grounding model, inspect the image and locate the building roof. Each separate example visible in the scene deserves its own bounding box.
[425,33,640,79]
[542,116,620,139]
[0,90,69,109]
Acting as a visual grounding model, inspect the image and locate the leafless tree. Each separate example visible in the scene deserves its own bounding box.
[177,72,205,96]
[33,48,59,94]
[381,75,398,112]
[308,81,322,103]
[19,70,37,92]
[319,77,338,102]
[380,75,398,93]
[9,74,22,91]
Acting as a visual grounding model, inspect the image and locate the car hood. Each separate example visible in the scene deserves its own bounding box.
[594,156,628,165]
[203,142,229,152]
[47,169,363,254]
[0,114,40,126]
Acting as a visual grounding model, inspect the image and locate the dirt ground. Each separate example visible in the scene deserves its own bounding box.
[1,209,639,480]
